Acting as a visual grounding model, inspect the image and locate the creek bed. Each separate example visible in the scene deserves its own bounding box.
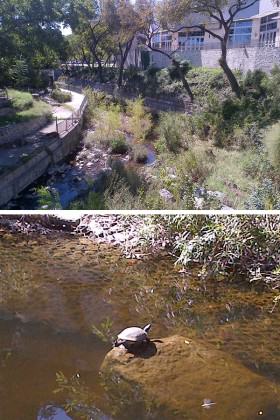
[5,129,157,210]
[0,231,280,419]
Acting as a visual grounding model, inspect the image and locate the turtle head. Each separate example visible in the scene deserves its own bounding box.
[143,324,151,333]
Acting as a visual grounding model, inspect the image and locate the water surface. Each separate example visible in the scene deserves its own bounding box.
[0,232,279,419]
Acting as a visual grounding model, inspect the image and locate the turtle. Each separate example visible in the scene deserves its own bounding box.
[114,324,151,352]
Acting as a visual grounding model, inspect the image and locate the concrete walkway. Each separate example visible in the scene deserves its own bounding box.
[0,90,85,174]
[40,90,85,135]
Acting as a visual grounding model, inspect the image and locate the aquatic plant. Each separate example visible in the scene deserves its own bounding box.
[54,371,98,419]
[140,215,280,288]
[36,186,62,210]
[92,317,114,343]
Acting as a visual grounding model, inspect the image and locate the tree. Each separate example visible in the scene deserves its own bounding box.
[132,0,194,101]
[157,0,260,97]
[0,0,67,87]
[65,0,113,82]
[102,0,142,88]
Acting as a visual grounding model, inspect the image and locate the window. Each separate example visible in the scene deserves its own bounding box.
[259,13,278,46]
[229,20,253,46]
[161,32,172,50]
[151,33,160,49]
[178,29,205,51]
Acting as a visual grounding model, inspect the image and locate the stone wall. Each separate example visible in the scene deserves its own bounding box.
[0,117,84,207]
[151,45,280,72]
[0,116,49,147]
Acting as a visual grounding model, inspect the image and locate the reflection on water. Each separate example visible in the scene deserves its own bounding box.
[37,405,71,420]
[0,232,280,419]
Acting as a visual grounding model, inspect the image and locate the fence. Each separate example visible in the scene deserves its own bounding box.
[156,39,280,54]
[55,95,88,135]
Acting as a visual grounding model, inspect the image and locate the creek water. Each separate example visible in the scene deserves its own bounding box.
[0,231,280,419]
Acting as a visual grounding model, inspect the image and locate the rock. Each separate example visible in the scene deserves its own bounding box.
[194,187,207,198]
[159,189,174,202]
[195,197,204,209]
[221,205,235,211]
[113,232,126,243]
[101,335,280,419]
[207,190,225,201]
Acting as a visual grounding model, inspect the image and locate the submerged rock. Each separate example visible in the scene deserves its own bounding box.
[101,335,280,419]
[159,189,174,202]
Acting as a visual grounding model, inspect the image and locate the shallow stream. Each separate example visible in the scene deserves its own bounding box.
[0,231,280,419]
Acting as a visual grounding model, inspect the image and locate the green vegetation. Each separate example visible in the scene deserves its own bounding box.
[141,215,280,290]
[132,144,149,164]
[36,187,62,210]
[76,67,280,210]
[92,318,114,343]
[126,97,152,142]
[0,90,51,127]
[51,89,72,103]
[0,0,67,89]
[9,90,33,111]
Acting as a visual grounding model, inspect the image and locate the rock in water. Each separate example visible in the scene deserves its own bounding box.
[101,335,280,419]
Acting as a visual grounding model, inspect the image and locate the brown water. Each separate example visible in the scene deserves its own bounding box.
[0,231,280,419]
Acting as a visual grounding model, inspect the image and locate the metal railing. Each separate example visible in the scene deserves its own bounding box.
[55,95,87,135]
[153,39,280,53]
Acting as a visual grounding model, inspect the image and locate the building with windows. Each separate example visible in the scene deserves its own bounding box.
[148,1,280,72]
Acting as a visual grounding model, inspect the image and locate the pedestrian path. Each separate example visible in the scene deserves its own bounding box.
[40,89,85,135]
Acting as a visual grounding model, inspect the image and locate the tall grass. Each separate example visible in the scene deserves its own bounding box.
[84,104,126,150]
[127,97,152,142]
[264,123,280,173]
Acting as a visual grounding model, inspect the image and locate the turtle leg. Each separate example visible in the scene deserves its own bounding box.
[114,339,125,347]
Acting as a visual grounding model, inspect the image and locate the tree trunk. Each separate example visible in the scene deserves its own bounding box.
[95,56,104,83]
[219,42,241,98]
[172,59,194,103]
[118,62,124,88]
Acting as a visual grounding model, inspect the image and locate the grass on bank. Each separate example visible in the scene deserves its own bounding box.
[0,89,52,127]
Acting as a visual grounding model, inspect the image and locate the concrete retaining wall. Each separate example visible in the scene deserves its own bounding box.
[151,45,280,72]
[0,116,49,147]
[0,117,84,207]
[57,81,193,113]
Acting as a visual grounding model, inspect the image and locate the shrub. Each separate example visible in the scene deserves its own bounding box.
[83,87,111,122]
[132,144,148,163]
[127,97,152,142]
[9,59,29,89]
[110,136,129,154]
[70,191,104,210]
[168,60,191,81]
[246,179,280,210]
[264,123,280,173]
[263,66,280,121]
[8,90,33,111]
[87,105,123,148]
[51,89,72,103]
[156,112,189,153]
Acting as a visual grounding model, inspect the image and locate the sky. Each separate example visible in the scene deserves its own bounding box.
[61,25,72,36]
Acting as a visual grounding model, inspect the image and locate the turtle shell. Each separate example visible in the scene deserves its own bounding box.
[117,326,147,342]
